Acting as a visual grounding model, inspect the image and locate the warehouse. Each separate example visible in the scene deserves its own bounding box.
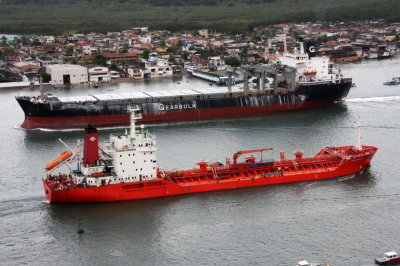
[46,64,88,85]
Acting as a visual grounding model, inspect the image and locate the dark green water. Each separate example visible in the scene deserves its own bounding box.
[1,58,400,265]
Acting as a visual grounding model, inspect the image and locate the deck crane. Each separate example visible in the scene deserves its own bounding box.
[233,148,273,165]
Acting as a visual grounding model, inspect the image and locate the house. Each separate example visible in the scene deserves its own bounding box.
[76,41,92,55]
[143,58,173,78]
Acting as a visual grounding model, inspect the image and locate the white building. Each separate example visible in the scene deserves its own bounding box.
[139,35,152,44]
[208,56,226,71]
[144,58,173,78]
[46,64,88,85]
[127,68,149,79]
[88,66,111,82]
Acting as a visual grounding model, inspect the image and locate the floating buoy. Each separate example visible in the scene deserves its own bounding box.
[77,223,85,234]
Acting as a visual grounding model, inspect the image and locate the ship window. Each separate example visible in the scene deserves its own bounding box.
[123,170,125,173]
[144,160,146,162]
[120,163,122,165]
[140,168,142,171]
[120,155,122,157]
[153,167,155,169]
[144,152,146,155]
[133,161,135,164]
[129,154,130,156]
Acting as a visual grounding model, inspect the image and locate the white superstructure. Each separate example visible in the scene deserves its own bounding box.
[277,43,339,84]
[109,109,157,182]
[45,108,158,187]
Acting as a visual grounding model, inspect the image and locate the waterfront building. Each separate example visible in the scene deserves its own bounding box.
[88,66,111,82]
[46,64,88,85]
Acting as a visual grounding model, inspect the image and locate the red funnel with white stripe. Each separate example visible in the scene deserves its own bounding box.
[83,126,99,166]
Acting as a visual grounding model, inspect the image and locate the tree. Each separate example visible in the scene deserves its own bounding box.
[92,55,108,66]
[1,36,7,47]
[65,46,74,56]
[166,46,177,54]
[21,36,30,46]
[142,49,150,59]
[182,51,189,60]
[224,57,240,67]
[168,55,177,65]
[38,69,51,83]
[3,48,15,57]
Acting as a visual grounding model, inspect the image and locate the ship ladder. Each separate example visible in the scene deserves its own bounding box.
[337,158,346,167]
[161,170,175,183]
[292,159,299,169]
[212,167,219,180]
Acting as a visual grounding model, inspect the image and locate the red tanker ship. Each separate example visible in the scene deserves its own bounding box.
[42,109,377,203]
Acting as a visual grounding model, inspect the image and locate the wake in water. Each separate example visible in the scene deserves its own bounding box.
[346,95,400,103]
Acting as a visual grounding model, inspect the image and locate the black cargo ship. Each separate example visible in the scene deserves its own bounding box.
[16,46,352,130]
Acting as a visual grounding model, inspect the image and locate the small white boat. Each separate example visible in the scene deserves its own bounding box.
[375,250,400,264]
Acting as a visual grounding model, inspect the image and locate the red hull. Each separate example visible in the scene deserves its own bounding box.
[375,258,400,265]
[23,98,337,130]
[44,147,376,203]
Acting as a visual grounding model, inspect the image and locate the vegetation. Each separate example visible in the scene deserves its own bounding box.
[142,49,150,59]
[38,69,51,83]
[0,0,400,34]
[225,57,241,67]
[92,55,108,66]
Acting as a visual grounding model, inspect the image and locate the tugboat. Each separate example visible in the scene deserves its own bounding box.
[375,251,400,264]
[41,109,377,204]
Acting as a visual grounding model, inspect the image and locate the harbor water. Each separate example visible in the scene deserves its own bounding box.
[1,58,400,265]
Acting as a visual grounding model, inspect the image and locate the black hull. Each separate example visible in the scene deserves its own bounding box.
[16,81,352,129]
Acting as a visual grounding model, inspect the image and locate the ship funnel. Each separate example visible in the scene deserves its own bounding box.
[280,151,285,162]
[83,126,99,166]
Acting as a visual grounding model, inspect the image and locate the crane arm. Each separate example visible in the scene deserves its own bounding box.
[233,148,273,164]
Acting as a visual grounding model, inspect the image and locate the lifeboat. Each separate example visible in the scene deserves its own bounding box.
[45,151,73,171]
[304,71,317,75]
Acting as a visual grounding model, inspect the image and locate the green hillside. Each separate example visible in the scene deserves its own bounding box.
[0,0,399,34]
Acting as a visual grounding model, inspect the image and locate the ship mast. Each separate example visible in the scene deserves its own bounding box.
[127,106,140,138]
[40,76,44,98]
[355,123,362,150]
